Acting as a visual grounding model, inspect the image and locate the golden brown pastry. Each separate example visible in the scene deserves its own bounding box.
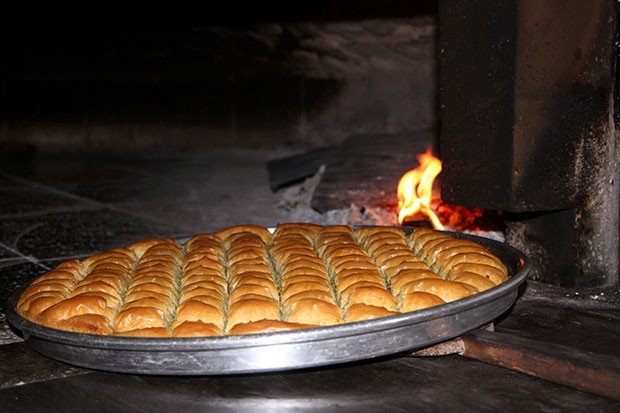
[173,321,221,337]
[16,224,510,337]
[228,319,317,335]
[407,227,508,284]
[399,292,446,312]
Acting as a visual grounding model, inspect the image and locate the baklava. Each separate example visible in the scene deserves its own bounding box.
[16,224,508,337]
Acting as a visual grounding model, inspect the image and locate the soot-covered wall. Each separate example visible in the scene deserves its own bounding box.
[2,4,439,154]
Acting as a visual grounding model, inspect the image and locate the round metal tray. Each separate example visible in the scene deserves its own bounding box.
[8,230,530,375]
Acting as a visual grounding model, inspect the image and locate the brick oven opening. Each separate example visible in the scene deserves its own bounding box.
[2,2,620,404]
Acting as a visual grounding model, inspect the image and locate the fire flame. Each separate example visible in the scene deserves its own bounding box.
[397,147,445,230]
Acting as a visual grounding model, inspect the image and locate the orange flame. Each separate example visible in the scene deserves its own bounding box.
[397,147,444,230]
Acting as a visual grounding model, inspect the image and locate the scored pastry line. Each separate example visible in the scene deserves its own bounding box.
[357,227,407,309]
[223,226,282,332]
[263,237,284,324]
[314,227,346,321]
[105,247,138,333]
[113,239,182,334]
[274,224,341,327]
[178,233,227,335]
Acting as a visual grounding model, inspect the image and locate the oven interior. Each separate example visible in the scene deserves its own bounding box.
[1,0,619,406]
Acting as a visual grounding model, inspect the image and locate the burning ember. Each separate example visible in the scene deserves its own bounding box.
[397,147,444,229]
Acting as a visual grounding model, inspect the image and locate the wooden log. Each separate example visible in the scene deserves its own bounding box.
[460,329,620,401]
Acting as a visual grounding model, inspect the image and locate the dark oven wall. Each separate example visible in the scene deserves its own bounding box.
[437,0,619,288]
[1,2,439,155]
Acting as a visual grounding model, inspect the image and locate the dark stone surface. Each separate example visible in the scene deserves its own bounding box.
[0,342,90,390]
[0,185,93,215]
[1,157,157,204]
[0,246,20,260]
[0,353,617,412]
[495,282,620,357]
[0,209,182,260]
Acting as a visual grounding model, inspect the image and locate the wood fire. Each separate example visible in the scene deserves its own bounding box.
[397,146,444,229]
[397,148,504,233]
